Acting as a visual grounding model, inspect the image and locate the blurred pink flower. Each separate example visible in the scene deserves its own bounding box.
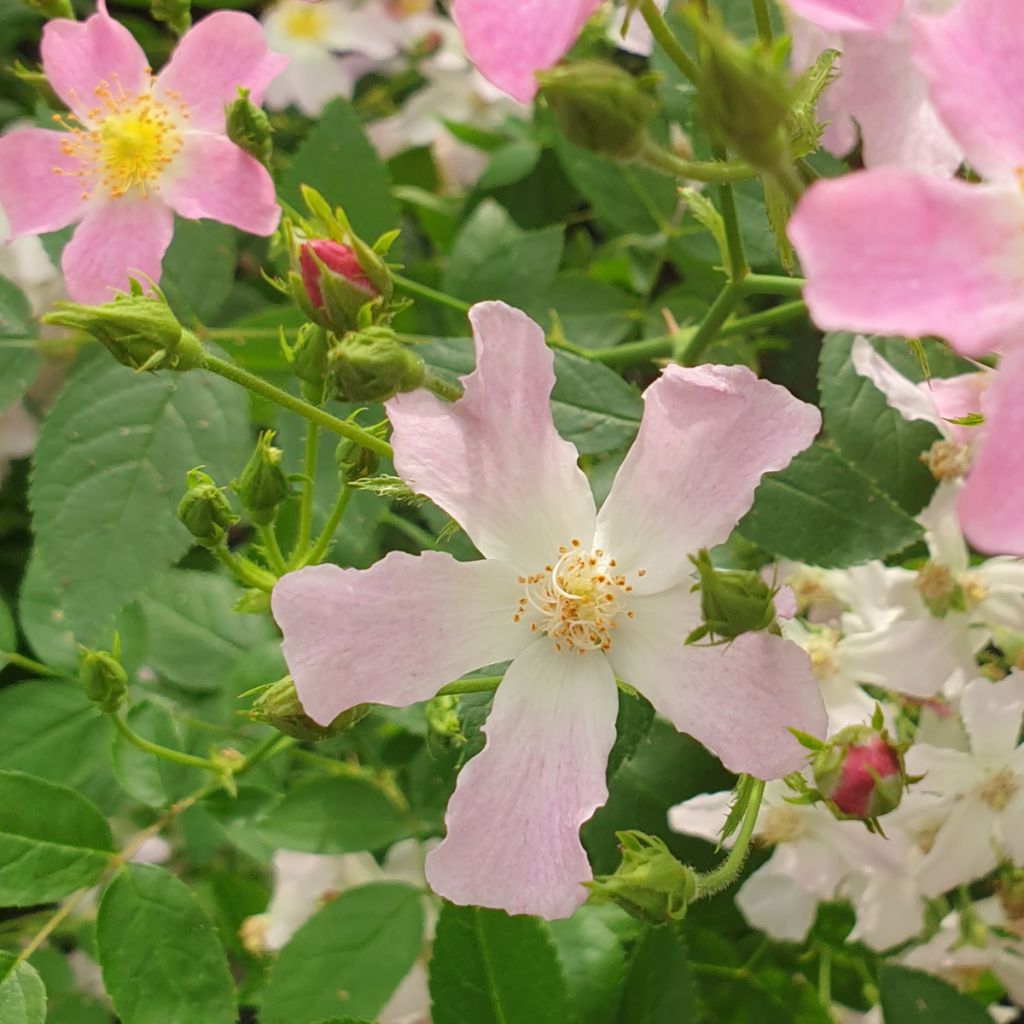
[272,299,826,919]
[0,0,286,303]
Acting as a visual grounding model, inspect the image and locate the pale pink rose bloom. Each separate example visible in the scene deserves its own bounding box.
[272,300,826,919]
[451,0,601,102]
[787,0,961,175]
[0,0,286,303]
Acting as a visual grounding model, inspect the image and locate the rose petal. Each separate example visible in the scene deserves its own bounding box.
[271,552,531,726]
[736,861,819,942]
[904,744,982,795]
[387,302,596,572]
[959,349,1024,555]
[607,586,826,778]
[41,1,149,122]
[916,798,999,897]
[594,363,819,593]
[425,639,617,919]
[912,0,1024,182]
[162,133,279,235]
[667,789,733,843]
[790,171,1024,357]
[0,129,90,237]
[61,197,174,303]
[786,0,901,33]
[959,674,1024,764]
[451,0,601,102]
[155,11,288,131]
[850,335,946,430]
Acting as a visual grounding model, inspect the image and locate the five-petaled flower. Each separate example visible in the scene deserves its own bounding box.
[0,0,286,303]
[272,300,827,919]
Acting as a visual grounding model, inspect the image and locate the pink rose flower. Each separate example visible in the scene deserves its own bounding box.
[788,0,1024,555]
[0,0,287,303]
[271,300,827,919]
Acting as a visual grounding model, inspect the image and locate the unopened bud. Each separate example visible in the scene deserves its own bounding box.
[587,831,697,926]
[226,87,271,167]
[79,646,127,713]
[44,288,204,373]
[538,61,659,161]
[328,328,425,403]
[178,468,237,546]
[336,436,380,481]
[292,323,331,403]
[999,869,1024,923]
[686,549,778,644]
[248,676,369,740]
[234,431,289,526]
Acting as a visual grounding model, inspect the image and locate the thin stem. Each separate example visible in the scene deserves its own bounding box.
[202,353,392,460]
[741,273,805,297]
[752,0,773,43]
[391,273,470,314]
[111,712,219,772]
[719,299,807,337]
[677,282,746,365]
[714,153,749,283]
[379,510,442,551]
[211,545,277,591]
[638,140,756,185]
[694,777,765,898]
[295,420,319,557]
[1,651,61,677]
[423,371,464,403]
[435,675,503,697]
[590,335,676,369]
[300,484,352,567]
[818,944,833,1007]
[639,0,699,84]
[258,525,288,576]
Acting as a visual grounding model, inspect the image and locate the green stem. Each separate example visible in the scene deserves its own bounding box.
[202,353,392,460]
[639,0,699,84]
[590,335,676,369]
[638,140,756,184]
[719,299,807,337]
[714,151,749,283]
[392,273,470,314]
[677,282,746,365]
[258,525,288,575]
[818,944,832,1007]
[1,651,61,677]
[423,371,465,403]
[211,545,277,591]
[740,273,804,297]
[435,675,503,697]
[111,712,220,772]
[694,777,765,898]
[752,0,774,43]
[295,421,319,557]
[380,510,442,552]
[300,484,353,567]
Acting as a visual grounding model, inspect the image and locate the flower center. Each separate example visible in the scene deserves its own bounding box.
[283,4,328,39]
[512,539,642,654]
[805,629,839,681]
[920,439,971,481]
[978,768,1020,812]
[757,805,806,845]
[55,78,186,200]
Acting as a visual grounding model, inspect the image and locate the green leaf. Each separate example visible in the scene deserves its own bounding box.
[162,219,238,325]
[549,906,627,1024]
[819,332,939,515]
[258,776,411,853]
[261,883,424,1024]
[96,863,237,1024]
[429,903,572,1024]
[0,770,113,906]
[616,925,698,1024]
[0,954,46,1024]
[136,569,275,691]
[0,279,40,410]
[737,442,923,568]
[606,689,655,781]
[0,594,17,656]
[418,339,641,456]
[30,349,248,641]
[524,272,638,350]
[879,966,991,1023]
[282,98,399,240]
[442,200,564,310]
[477,141,542,191]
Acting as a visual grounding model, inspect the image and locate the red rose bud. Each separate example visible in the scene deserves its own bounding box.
[299,240,377,310]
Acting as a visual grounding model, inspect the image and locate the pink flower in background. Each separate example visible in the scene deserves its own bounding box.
[789,0,1024,555]
[0,0,286,303]
[272,299,826,919]
[451,0,601,102]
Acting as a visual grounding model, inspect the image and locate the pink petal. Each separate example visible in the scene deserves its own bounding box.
[0,129,90,236]
[61,197,173,303]
[271,553,531,726]
[607,587,826,778]
[790,171,1024,358]
[387,302,596,572]
[425,639,618,919]
[912,0,1024,182]
[162,133,279,236]
[451,0,601,103]
[40,1,149,122]
[786,0,901,33]
[155,12,288,132]
[594,364,820,593]
[959,350,1024,556]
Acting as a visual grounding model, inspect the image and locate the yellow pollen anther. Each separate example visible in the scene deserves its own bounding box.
[283,2,329,40]
[978,768,1020,811]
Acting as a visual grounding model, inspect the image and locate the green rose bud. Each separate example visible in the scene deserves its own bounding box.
[248,676,369,740]
[686,549,778,644]
[328,327,425,403]
[177,468,237,547]
[587,831,697,926]
[335,436,380,482]
[225,87,272,168]
[538,61,659,161]
[79,646,127,713]
[44,287,204,373]
[24,0,73,17]
[234,431,290,526]
[292,323,331,404]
